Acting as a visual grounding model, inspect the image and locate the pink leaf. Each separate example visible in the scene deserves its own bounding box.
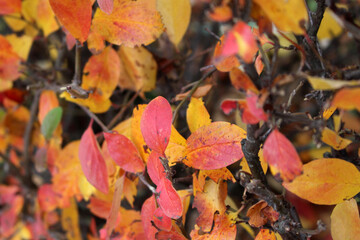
[147,151,166,186]
[140,96,172,154]
[220,99,238,115]
[153,207,172,231]
[97,0,113,14]
[79,119,109,193]
[156,178,183,219]
[104,132,145,173]
[141,195,158,240]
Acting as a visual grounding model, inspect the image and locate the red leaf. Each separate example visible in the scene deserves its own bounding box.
[97,0,113,14]
[49,0,92,43]
[153,207,172,231]
[38,184,60,212]
[220,99,238,115]
[79,119,109,193]
[104,132,145,173]
[147,151,166,186]
[141,195,158,240]
[263,129,303,182]
[0,0,21,15]
[156,178,183,219]
[140,96,172,154]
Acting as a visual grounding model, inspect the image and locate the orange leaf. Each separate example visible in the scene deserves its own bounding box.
[104,132,145,173]
[174,84,213,101]
[97,0,113,14]
[229,68,259,93]
[79,120,109,193]
[38,90,59,124]
[330,198,360,240]
[156,178,183,219]
[184,122,246,170]
[321,127,352,150]
[208,5,233,22]
[49,0,92,43]
[38,184,61,212]
[246,200,279,227]
[263,129,303,182]
[255,229,277,240]
[332,88,360,112]
[186,97,211,133]
[193,180,227,232]
[222,22,258,63]
[156,226,188,240]
[255,55,264,75]
[0,36,21,91]
[201,168,236,183]
[0,0,21,15]
[283,158,360,205]
[140,96,172,154]
[213,35,240,72]
[91,0,163,47]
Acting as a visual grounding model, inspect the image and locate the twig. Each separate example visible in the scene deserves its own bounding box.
[138,173,157,194]
[256,39,271,75]
[172,68,216,124]
[285,80,304,112]
[107,91,139,130]
[23,90,41,180]
[79,105,109,132]
[73,40,82,85]
[204,27,221,42]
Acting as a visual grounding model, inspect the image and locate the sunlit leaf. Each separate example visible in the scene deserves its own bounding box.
[283,158,360,205]
[330,198,360,240]
[91,0,163,47]
[104,132,145,173]
[49,0,92,43]
[157,0,191,46]
[98,0,113,14]
[41,107,62,141]
[0,0,21,15]
[140,96,172,154]
[263,129,303,182]
[37,0,59,36]
[79,120,109,193]
[308,76,360,90]
[184,122,246,170]
[186,97,211,133]
[332,88,360,112]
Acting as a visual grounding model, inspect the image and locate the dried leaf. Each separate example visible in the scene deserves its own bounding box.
[187,97,211,133]
[247,200,279,227]
[79,120,109,193]
[104,132,145,173]
[283,158,360,205]
[49,0,92,43]
[91,0,163,47]
[140,96,172,154]
[184,122,246,170]
[157,0,191,46]
[330,198,360,240]
[263,129,303,182]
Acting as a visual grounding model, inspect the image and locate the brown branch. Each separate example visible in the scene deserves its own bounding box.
[79,105,109,132]
[73,40,82,86]
[137,173,157,194]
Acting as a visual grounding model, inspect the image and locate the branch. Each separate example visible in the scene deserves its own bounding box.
[138,173,157,194]
[79,105,109,132]
[73,40,82,86]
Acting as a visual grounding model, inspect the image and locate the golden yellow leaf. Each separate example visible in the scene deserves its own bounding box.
[323,106,337,120]
[91,0,163,47]
[308,76,360,90]
[166,125,186,166]
[330,199,360,240]
[321,127,352,150]
[37,0,59,37]
[240,148,268,175]
[318,9,342,40]
[187,97,211,133]
[61,198,82,240]
[157,0,191,46]
[283,158,360,205]
[4,13,28,32]
[5,34,33,60]
[253,0,308,34]
[118,46,157,96]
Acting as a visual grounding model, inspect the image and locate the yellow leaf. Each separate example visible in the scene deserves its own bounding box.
[283,158,360,205]
[308,76,360,90]
[61,198,82,240]
[330,199,360,240]
[91,0,163,47]
[78,174,96,201]
[323,106,337,120]
[4,13,28,32]
[118,46,157,96]
[157,0,191,46]
[113,118,132,139]
[166,125,186,166]
[5,34,33,60]
[253,0,308,34]
[187,97,211,133]
[240,148,268,175]
[321,127,352,150]
[37,0,59,37]
[318,9,342,40]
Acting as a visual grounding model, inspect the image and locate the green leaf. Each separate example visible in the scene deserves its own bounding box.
[41,107,63,140]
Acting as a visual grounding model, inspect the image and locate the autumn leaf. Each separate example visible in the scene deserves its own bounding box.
[0,0,21,15]
[98,0,113,15]
[193,179,227,232]
[318,9,342,40]
[186,97,211,133]
[332,88,360,112]
[153,207,172,231]
[253,0,308,34]
[140,96,172,154]
[36,0,59,37]
[157,0,191,46]
[321,127,352,150]
[246,200,279,227]
[38,184,61,212]
[255,229,277,240]
[156,177,183,219]
[184,122,246,170]
[213,35,240,72]
[0,35,21,91]
[156,226,188,240]
[229,68,259,93]
[38,90,59,124]
[208,4,233,22]
[61,198,82,240]
[330,198,360,240]
[79,120,109,193]
[104,132,145,173]
[141,195,159,240]
[147,150,166,185]
[307,76,360,90]
[263,128,303,182]
[5,34,33,60]
[241,148,268,175]
[283,158,360,205]
[91,0,163,47]
[49,0,92,43]
[61,46,120,113]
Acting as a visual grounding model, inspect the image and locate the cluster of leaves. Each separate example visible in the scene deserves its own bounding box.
[1,0,360,239]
